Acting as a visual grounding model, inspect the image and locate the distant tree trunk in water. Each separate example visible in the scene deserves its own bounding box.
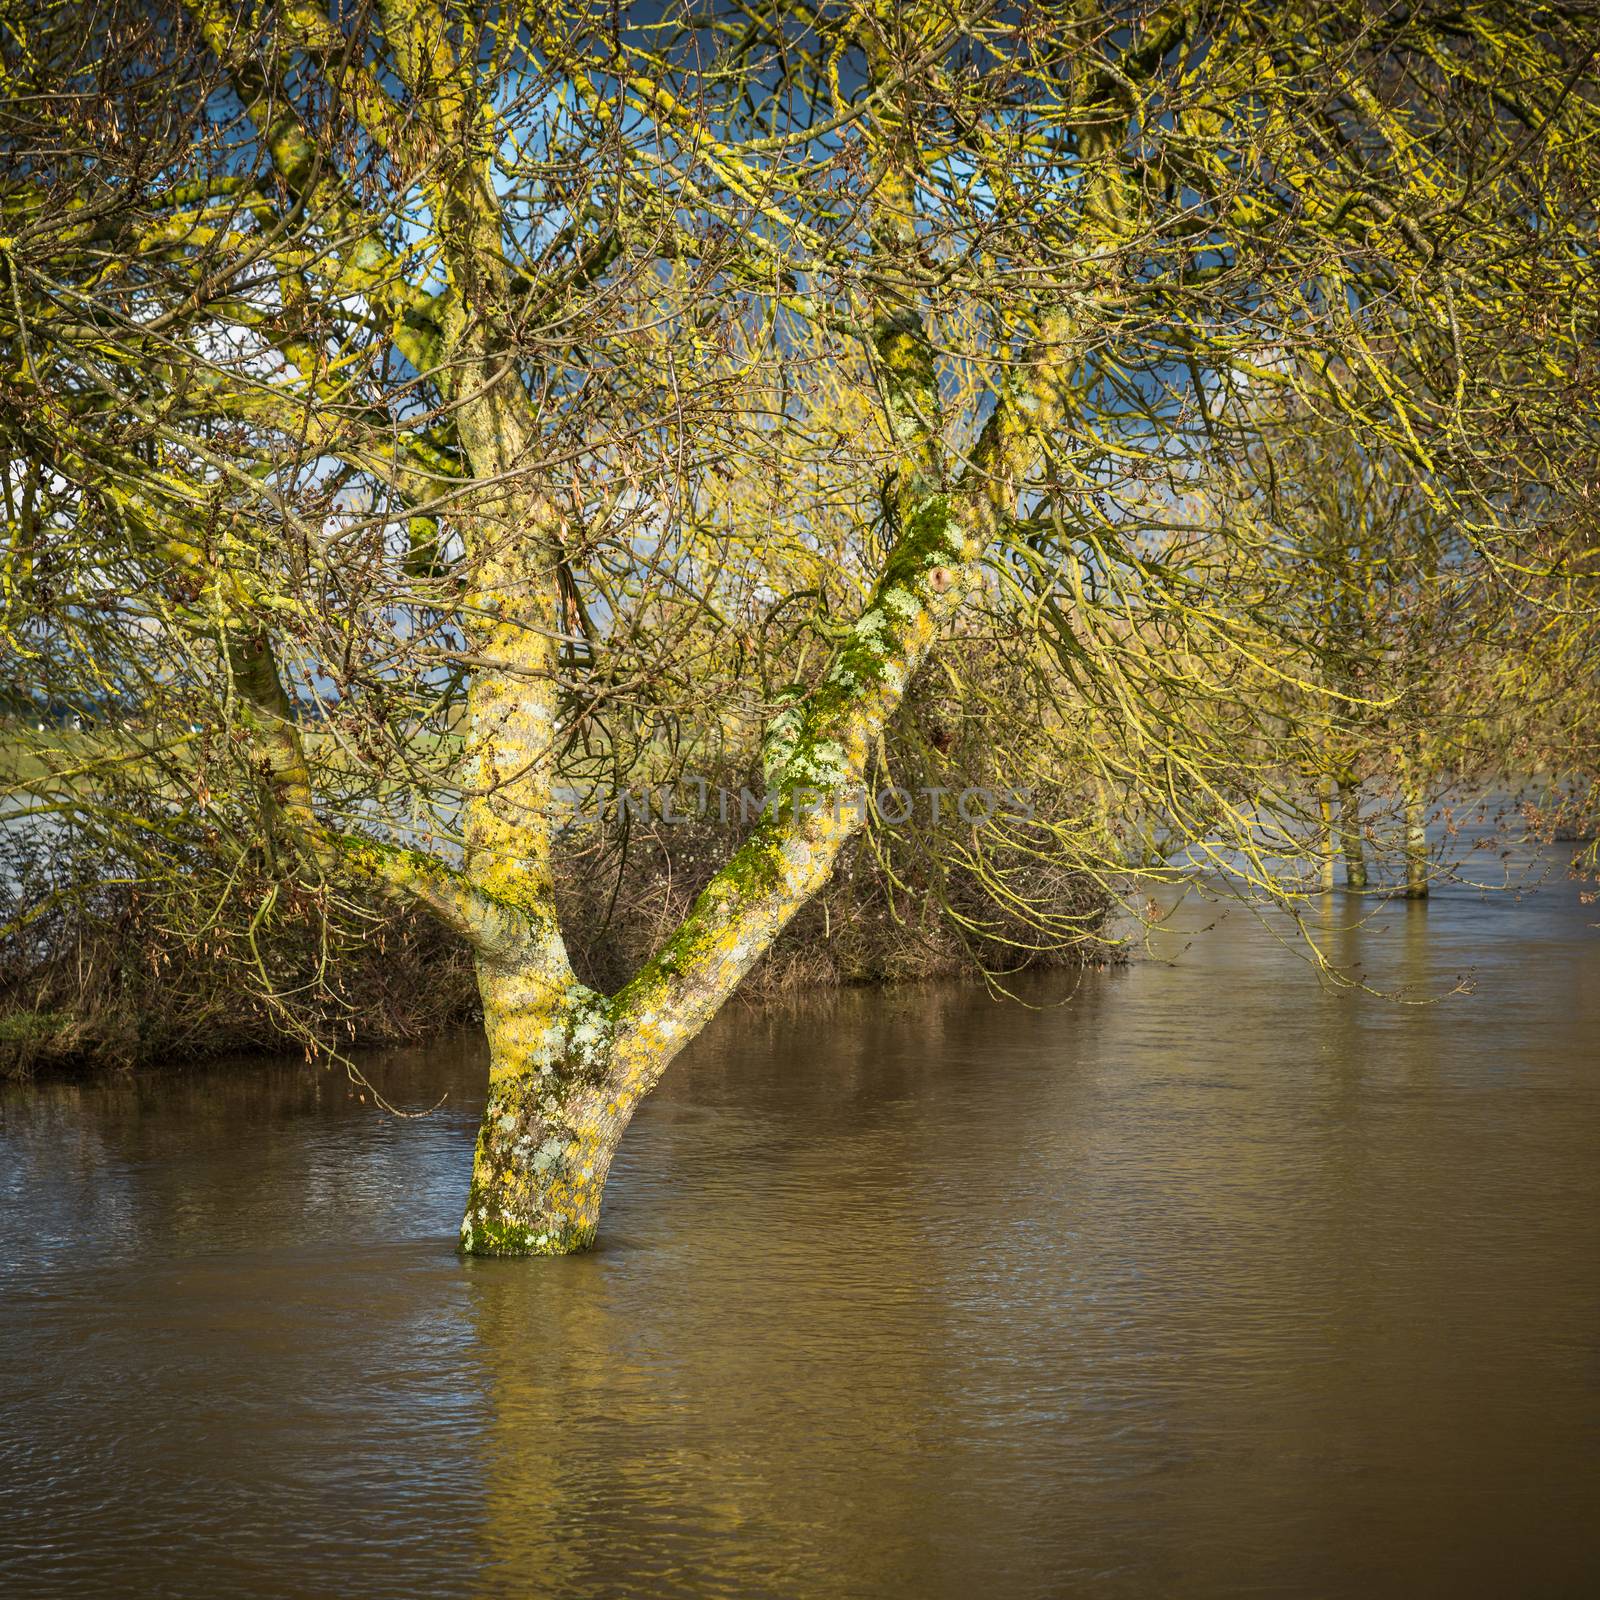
[1398,744,1429,900]
[1337,775,1368,890]
[1318,776,1337,893]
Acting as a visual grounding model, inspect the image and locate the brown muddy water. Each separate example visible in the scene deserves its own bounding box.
[3,855,1599,1598]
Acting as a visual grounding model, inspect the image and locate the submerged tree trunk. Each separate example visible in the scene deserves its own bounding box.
[461,1065,636,1257]
[1337,774,1368,891]
[1318,775,1337,893]
[459,778,895,1253]
[460,968,642,1256]
[1398,744,1429,901]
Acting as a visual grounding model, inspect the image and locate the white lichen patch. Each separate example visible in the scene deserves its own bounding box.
[881,587,919,624]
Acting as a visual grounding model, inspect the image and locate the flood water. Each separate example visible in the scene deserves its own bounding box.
[3,853,1599,1598]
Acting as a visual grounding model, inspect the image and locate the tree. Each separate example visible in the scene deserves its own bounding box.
[3,1,1597,1252]
[1212,391,1478,898]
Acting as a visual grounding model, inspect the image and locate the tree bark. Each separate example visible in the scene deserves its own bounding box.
[459,968,642,1256]
[1317,775,1337,893]
[1399,745,1429,901]
[1337,774,1368,891]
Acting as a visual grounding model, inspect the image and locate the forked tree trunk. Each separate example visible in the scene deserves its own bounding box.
[447,9,1060,1257]
[458,779,876,1254]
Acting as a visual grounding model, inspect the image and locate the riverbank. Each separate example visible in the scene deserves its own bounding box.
[1,816,1108,1078]
[9,780,1586,1080]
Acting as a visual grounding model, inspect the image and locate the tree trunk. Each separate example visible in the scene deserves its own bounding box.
[1337,774,1368,891]
[1399,745,1429,901]
[1317,775,1337,892]
[458,969,644,1257]
[460,1069,628,1257]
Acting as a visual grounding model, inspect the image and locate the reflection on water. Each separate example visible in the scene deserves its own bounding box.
[3,856,1599,1598]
